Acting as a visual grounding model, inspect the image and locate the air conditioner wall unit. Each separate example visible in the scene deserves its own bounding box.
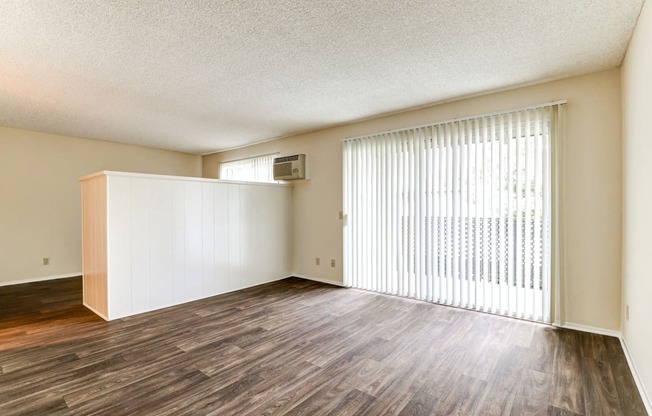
[274,154,306,180]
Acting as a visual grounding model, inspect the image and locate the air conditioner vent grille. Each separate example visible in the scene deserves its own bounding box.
[274,163,293,177]
[275,155,300,163]
[273,154,306,180]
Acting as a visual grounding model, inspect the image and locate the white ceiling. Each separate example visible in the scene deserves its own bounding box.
[0,1,644,155]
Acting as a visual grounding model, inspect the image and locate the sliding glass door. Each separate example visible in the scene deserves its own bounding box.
[343,104,563,323]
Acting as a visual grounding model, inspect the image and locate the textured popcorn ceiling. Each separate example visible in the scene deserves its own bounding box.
[0,1,644,154]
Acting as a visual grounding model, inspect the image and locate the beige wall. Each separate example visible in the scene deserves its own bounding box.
[622,0,652,405]
[0,127,201,285]
[204,69,623,331]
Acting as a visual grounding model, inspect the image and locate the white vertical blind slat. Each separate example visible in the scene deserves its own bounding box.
[507,112,515,315]
[523,110,529,317]
[426,132,433,302]
[481,117,489,311]
[515,111,523,317]
[534,111,543,320]
[473,119,480,310]
[498,114,505,314]
[445,123,453,304]
[435,125,448,303]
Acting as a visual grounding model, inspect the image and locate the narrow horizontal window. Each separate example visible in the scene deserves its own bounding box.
[219,153,278,183]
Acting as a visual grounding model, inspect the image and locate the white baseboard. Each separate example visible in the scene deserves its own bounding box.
[556,322,622,338]
[289,273,345,287]
[620,336,652,415]
[0,272,82,287]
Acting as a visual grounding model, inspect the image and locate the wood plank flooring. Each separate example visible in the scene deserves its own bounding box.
[0,276,647,415]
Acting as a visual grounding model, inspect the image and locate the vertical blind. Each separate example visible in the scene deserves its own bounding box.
[343,103,564,323]
[219,154,278,183]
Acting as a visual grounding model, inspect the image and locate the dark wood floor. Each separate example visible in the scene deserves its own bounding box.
[0,277,646,416]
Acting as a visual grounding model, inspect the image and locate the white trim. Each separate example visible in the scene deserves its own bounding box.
[556,322,621,338]
[343,100,568,142]
[290,274,345,287]
[0,272,81,287]
[79,171,291,187]
[620,336,652,414]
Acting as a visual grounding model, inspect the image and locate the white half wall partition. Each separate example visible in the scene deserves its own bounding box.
[80,171,293,320]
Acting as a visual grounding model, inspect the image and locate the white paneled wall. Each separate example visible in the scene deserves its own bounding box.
[81,171,292,320]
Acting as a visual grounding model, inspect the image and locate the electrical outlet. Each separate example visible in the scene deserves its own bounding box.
[43,257,49,266]
[316,257,320,266]
[626,305,630,321]
[330,259,336,267]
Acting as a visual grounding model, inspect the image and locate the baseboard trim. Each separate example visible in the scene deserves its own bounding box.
[556,322,621,338]
[290,274,345,287]
[0,272,82,287]
[620,336,652,415]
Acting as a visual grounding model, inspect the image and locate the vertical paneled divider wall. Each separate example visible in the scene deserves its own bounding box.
[81,171,292,320]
